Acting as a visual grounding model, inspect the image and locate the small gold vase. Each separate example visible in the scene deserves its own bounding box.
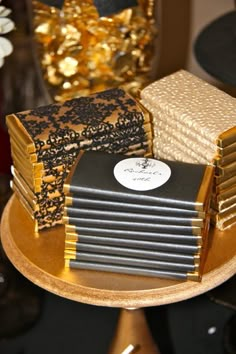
[32,0,158,102]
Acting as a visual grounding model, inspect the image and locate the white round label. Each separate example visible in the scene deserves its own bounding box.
[113,157,171,191]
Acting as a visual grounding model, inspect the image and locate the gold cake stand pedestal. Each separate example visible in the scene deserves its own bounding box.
[1,195,236,353]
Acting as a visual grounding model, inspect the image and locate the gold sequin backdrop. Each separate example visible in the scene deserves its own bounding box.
[32,0,158,102]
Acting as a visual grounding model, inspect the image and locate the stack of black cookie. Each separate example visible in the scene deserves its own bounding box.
[63,150,214,281]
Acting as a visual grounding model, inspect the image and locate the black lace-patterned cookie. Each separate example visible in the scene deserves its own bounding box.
[6,87,152,231]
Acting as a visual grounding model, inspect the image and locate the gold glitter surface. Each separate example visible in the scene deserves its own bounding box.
[143,101,217,164]
[140,70,236,146]
[145,102,217,156]
[32,0,158,102]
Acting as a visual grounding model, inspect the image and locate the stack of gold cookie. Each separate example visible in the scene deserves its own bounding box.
[140,70,236,230]
[6,87,152,232]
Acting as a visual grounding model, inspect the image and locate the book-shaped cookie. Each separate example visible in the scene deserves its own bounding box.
[65,225,202,246]
[7,87,151,156]
[64,151,214,212]
[66,259,200,281]
[63,215,202,235]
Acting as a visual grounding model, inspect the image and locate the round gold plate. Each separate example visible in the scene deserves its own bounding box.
[1,195,236,308]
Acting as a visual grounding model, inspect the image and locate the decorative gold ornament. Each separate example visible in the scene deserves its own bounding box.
[0,0,15,68]
[32,0,158,102]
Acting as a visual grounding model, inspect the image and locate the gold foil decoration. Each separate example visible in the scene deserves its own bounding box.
[32,0,158,102]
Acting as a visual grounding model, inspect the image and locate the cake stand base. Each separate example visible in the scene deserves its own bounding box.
[1,195,236,354]
[109,308,160,354]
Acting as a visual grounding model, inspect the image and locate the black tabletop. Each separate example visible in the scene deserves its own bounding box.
[194,11,236,87]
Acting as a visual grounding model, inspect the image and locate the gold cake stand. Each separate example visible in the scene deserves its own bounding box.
[1,195,236,354]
